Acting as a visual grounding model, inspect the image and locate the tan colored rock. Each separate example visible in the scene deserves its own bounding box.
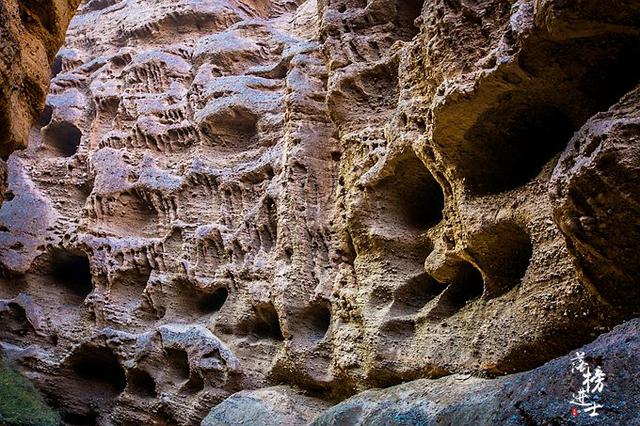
[0,0,639,424]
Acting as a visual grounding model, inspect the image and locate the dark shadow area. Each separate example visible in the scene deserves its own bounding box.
[43,121,82,157]
[196,287,228,314]
[427,261,484,320]
[389,273,446,317]
[376,152,445,231]
[50,249,93,299]
[126,368,157,398]
[68,346,126,395]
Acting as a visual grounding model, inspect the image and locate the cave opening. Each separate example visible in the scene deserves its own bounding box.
[377,152,445,232]
[126,368,157,398]
[69,346,127,394]
[456,35,640,195]
[299,302,332,342]
[464,104,575,194]
[427,261,484,320]
[196,286,229,314]
[396,0,423,40]
[50,249,93,299]
[43,121,82,157]
[250,302,284,341]
[468,222,533,299]
[164,348,190,381]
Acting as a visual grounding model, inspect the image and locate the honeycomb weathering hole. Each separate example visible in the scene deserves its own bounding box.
[463,103,575,195]
[43,121,82,157]
[389,273,446,317]
[427,261,484,320]
[50,249,93,299]
[127,368,157,398]
[377,153,445,231]
[165,348,190,380]
[396,0,423,40]
[69,346,127,395]
[469,222,533,298]
[452,34,640,195]
[196,287,228,314]
[243,302,284,341]
[298,302,332,341]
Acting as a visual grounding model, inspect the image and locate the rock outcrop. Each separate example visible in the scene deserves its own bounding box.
[313,318,640,425]
[0,0,81,201]
[0,0,639,424]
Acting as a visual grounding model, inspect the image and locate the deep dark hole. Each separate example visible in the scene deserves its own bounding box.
[428,262,484,320]
[185,373,205,393]
[390,273,447,316]
[164,348,190,380]
[197,287,228,314]
[127,368,157,398]
[396,0,423,40]
[70,346,127,394]
[51,57,62,78]
[50,249,93,298]
[465,105,575,195]
[4,191,14,201]
[304,303,331,340]
[463,36,640,195]
[252,303,284,341]
[380,154,445,230]
[38,105,53,127]
[482,223,533,298]
[43,122,82,157]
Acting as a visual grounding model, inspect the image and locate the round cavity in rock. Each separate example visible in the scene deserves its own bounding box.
[69,346,126,395]
[43,121,82,157]
[376,153,445,231]
[196,287,228,314]
[50,249,93,299]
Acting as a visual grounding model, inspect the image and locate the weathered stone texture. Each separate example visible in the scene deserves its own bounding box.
[312,318,640,425]
[0,0,81,204]
[0,0,639,424]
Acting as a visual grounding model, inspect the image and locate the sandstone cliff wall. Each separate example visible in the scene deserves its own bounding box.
[0,0,638,424]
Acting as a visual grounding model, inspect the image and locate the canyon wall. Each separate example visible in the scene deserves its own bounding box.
[0,0,80,201]
[0,0,639,424]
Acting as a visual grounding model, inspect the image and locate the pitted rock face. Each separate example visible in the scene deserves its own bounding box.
[0,0,639,424]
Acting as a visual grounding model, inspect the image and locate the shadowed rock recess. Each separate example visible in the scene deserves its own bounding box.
[0,0,639,424]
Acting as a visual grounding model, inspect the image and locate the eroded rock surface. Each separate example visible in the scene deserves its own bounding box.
[0,0,639,424]
[202,385,330,425]
[312,318,640,425]
[0,0,81,201]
